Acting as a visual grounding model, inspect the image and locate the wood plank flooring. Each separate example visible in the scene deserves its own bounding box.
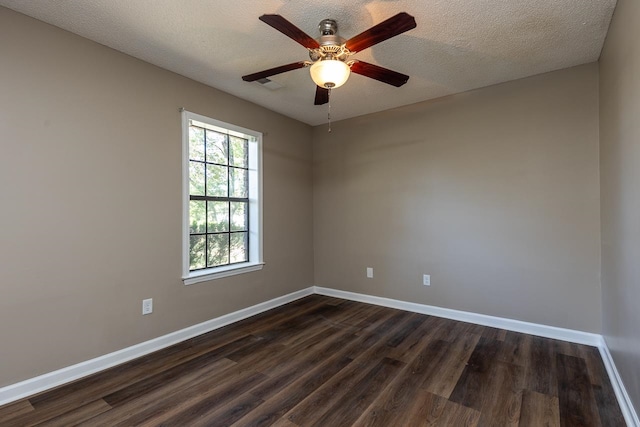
[0,295,626,426]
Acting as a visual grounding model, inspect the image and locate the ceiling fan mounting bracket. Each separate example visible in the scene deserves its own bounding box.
[318,19,338,36]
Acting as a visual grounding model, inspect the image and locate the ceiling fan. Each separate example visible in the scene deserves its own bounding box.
[242,12,417,106]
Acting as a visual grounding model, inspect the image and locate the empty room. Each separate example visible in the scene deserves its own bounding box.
[0,0,638,426]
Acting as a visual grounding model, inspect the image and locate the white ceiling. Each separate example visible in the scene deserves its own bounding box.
[0,0,616,126]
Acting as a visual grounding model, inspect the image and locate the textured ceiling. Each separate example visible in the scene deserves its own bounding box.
[0,0,616,125]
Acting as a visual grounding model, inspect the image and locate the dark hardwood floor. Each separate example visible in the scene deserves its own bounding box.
[0,295,626,426]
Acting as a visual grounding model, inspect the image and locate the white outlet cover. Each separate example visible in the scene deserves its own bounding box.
[142,298,153,315]
[423,275,431,286]
[366,267,373,278]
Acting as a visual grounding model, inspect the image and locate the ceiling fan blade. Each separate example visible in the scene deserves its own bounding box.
[344,12,416,53]
[350,61,410,87]
[314,86,330,105]
[242,61,307,82]
[259,15,320,49]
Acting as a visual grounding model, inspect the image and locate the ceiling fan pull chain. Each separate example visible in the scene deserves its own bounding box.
[328,88,332,133]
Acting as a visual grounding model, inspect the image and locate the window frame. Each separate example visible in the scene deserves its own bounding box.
[181,110,263,285]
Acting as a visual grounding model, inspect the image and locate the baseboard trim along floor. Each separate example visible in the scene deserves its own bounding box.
[598,338,640,427]
[0,288,314,407]
[313,287,601,346]
[312,286,638,427]
[0,286,637,426]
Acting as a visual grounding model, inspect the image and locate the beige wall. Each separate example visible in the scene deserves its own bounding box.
[313,64,602,332]
[0,7,313,387]
[599,0,640,413]
[0,3,620,395]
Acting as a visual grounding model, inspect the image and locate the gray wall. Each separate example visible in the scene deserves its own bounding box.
[0,7,313,387]
[599,0,640,413]
[313,64,602,332]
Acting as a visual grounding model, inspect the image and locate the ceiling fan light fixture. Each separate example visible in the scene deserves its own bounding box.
[310,59,350,89]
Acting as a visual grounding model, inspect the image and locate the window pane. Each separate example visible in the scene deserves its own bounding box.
[189,161,205,196]
[206,130,228,165]
[189,126,205,161]
[207,234,229,267]
[189,200,206,233]
[189,235,206,270]
[230,232,248,263]
[230,202,247,231]
[229,136,248,168]
[206,164,228,197]
[229,167,247,198]
[207,201,229,233]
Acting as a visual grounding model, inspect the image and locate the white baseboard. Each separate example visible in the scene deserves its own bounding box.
[598,338,640,427]
[0,287,314,407]
[2,285,637,427]
[313,286,602,346]
[314,286,638,426]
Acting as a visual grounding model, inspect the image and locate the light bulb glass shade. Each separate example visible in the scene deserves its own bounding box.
[310,59,350,89]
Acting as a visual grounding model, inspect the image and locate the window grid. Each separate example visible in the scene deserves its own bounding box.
[189,125,249,271]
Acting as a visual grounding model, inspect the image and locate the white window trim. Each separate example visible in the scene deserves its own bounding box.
[181,110,264,285]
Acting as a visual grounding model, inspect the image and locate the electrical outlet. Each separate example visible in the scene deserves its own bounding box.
[423,274,431,286]
[366,267,373,278]
[142,298,153,315]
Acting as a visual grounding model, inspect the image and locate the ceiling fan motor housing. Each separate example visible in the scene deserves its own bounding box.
[309,19,350,63]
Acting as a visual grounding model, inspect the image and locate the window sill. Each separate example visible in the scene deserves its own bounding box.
[183,262,265,285]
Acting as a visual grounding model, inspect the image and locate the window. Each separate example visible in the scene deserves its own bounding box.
[182,110,263,285]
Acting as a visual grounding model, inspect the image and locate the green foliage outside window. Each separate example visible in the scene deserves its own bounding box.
[188,125,249,270]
